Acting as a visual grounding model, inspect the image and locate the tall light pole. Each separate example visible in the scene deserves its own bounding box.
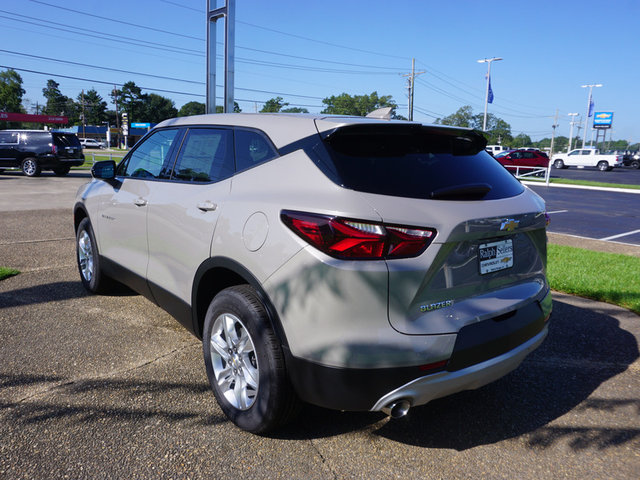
[580,83,602,148]
[567,113,578,152]
[477,57,502,131]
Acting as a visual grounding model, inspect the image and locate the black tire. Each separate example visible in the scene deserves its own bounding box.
[203,285,300,433]
[76,217,115,294]
[597,161,609,172]
[21,157,41,177]
[553,159,565,169]
[53,166,71,176]
[631,160,639,169]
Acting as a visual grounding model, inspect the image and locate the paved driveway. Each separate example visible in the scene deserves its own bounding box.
[1,176,639,479]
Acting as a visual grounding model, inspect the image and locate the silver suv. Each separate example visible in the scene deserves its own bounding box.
[74,114,552,433]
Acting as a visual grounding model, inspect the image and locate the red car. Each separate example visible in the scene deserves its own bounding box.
[495,149,550,174]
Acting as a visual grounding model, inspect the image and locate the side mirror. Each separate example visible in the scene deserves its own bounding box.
[91,160,116,180]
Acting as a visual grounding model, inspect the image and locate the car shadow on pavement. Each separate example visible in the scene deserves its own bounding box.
[276,298,639,451]
[0,281,136,309]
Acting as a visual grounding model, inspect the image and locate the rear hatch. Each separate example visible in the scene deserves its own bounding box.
[316,121,549,335]
[53,133,84,160]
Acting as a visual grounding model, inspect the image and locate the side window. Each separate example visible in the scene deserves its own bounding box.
[122,129,179,179]
[0,132,18,144]
[234,129,278,172]
[172,128,234,182]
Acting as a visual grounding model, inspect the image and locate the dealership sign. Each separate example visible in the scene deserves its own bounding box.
[0,112,69,124]
[593,112,613,129]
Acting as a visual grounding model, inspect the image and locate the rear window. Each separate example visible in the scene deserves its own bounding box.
[53,133,81,148]
[321,125,524,200]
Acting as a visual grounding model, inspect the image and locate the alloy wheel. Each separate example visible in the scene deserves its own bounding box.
[209,313,259,410]
[77,229,94,282]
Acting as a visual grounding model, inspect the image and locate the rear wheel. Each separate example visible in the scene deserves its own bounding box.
[553,159,565,169]
[203,285,299,433]
[630,160,639,169]
[21,157,41,177]
[53,166,71,176]
[597,161,609,172]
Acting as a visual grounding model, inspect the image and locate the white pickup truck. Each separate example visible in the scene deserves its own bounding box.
[551,148,622,171]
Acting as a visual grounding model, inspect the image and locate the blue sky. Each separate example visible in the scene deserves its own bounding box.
[1,0,638,142]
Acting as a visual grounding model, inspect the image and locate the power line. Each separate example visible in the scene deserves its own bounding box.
[29,0,204,41]
[0,65,325,106]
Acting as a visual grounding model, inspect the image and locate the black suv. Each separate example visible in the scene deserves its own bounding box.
[0,130,85,176]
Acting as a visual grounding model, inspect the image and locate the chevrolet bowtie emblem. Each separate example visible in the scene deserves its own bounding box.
[500,219,519,231]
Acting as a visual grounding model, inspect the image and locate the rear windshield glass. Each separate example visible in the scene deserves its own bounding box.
[321,125,524,200]
[53,133,81,147]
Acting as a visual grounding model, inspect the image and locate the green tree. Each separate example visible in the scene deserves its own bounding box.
[77,88,107,126]
[179,101,206,116]
[215,101,241,113]
[0,69,25,113]
[42,79,76,124]
[513,133,532,147]
[112,81,145,123]
[0,69,25,128]
[142,93,178,123]
[321,91,399,118]
[436,105,474,128]
[281,107,309,113]
[260,96,288,113]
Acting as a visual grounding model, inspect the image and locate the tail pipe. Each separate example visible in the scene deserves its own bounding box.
[382,399,411,418]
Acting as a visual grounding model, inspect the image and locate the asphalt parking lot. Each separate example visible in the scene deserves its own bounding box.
[1,174,639,479]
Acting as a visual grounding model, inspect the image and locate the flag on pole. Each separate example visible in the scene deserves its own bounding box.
[588,96,594,117]
[487,75,494,104]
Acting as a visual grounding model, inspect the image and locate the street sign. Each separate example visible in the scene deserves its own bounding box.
[131,122,151,128]
[593,112,613,129]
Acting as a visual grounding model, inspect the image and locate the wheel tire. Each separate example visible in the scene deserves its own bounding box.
[21,157,41,177]
[553,159,565,169]
[76,218,115,294]
[597,161,609,172]
[631,160,640,169]
[53,166,71,176]
[203,285,300,433]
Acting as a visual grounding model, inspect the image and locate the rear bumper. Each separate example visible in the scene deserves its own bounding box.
[370,326,547,412]
[284,292,550,412]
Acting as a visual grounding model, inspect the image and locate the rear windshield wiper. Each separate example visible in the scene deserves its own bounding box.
[430,183,492,200]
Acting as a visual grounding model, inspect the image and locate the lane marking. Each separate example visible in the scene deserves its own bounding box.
[599,229,640,241]
[547,210,568,214]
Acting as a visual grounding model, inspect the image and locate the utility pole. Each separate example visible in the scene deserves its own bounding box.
[81,89,86,139]
[567,113,579,152]
[477,57,502,131]
[549,109,559,156]
[400,58,425,121]
[581,83,602,148]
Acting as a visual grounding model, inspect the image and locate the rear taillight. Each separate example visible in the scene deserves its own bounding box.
[281,210,436,260]
[51,143,57,154]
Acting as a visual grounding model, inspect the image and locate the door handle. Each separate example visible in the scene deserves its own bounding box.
[134,197,148,207]
[197,201,217,212]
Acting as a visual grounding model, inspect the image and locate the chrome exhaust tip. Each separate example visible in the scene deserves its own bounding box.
[382,399,411,419]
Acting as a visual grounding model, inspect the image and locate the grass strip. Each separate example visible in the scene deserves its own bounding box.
[0,267,20,281]
[548,244,640,314]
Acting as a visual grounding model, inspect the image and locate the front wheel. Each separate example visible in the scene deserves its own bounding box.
[76,218,115,293]
[21,157,41,177]
[597,161,610,172]
[631,160,640,169]
[203,285,299,433]
[553,159,565,169]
